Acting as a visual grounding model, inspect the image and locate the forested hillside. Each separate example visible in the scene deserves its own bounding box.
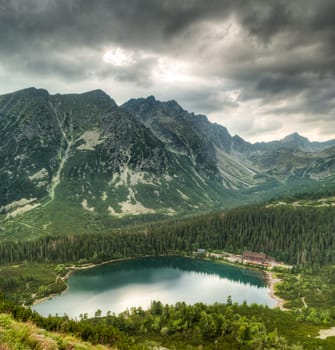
[1,205,334,267]
[1,203,335,349]
[2,294,334,350]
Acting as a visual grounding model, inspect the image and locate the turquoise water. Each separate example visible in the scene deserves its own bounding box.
[33,256,276,318]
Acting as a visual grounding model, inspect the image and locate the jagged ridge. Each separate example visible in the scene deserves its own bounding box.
[1,88,335,233]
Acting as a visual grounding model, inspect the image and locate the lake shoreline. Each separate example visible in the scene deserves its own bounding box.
[202,256,287,309]
[32,254,286,311]
[264,271,286,310]
[32,256,141,306]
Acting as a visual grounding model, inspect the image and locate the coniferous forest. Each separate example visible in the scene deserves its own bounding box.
[1,204,335,349]
[0,205,334,267]
[1,293,334,350]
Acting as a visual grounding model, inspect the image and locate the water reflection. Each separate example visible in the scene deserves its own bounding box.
[33,256,276,318]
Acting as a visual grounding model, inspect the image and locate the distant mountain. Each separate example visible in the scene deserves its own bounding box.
[252,132,335,153]
[122,96,259,189]
[1,88,335,238]
[122,96,335,189]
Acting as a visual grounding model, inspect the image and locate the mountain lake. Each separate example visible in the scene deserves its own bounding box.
[33,256,277,318]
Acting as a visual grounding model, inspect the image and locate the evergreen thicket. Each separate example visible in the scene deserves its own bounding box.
[1,206,334,267]
[0,294,311,349]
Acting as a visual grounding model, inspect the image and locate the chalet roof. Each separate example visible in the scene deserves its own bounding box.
[242,251,266,259]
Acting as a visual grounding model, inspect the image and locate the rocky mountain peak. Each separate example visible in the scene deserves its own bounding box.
[1,87,335,226]
[57,89,117,108]
[282,132,309,143]
[124,96,185,116]
[3,87,50,102]
[279,132,314,152]
[18,87,49,95]
[145,95,156,103]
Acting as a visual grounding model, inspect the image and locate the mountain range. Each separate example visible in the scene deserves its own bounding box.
[1,87,335,237]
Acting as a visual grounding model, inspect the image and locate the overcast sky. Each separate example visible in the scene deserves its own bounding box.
[1,0,334,142]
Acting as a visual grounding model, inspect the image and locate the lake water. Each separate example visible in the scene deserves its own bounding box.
[33,256,276,318]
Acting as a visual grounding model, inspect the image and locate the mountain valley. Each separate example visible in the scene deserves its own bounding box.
[1,88,335,238]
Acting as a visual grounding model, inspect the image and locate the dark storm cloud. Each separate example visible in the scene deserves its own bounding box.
[0,0,335,140]
[97,57,157,87]
[166,86,239,115]
[256,75,309,94]
[1,0,334,70]
[0,0,301,52]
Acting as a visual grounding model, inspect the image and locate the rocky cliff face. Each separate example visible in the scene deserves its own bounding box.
[122,96,335,191]
[1,88,335,225]
[0,89,230,221]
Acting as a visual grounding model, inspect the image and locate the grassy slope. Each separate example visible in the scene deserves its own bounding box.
[0,313,111,350]
[1,151,333,241]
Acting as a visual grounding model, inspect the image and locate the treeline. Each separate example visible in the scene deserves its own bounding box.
[1,206,334,266]
[0,294,137,349]
[0,294,309,349]
[269,184,335,202]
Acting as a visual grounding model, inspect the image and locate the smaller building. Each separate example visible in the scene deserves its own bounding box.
[197,248,206,255]
[242,251,267,264]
